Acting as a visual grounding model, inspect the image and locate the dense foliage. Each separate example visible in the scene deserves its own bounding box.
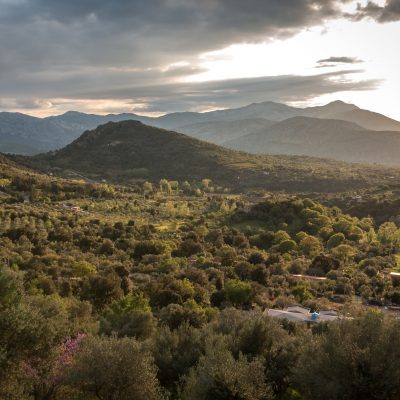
[2,157,400,399]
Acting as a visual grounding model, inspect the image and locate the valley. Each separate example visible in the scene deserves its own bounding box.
[2,0,400,398]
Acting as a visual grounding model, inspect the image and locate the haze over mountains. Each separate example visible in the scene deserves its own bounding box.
[0,111,154,155]
[224,116,400,165]
[1,100,400,166]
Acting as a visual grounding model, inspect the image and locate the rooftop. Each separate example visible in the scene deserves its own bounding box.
[265,305,339,323]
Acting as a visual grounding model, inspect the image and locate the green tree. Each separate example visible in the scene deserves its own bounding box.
[295,313,400,400]
[278,239,297,253]
[82,274,123,309]
[299,235,322,257]
[159,179,172,194]
[150,323,203,395]
[0,178,11,187]
[378,222,399,245]
[225,279,252,307]
[332,244,356,262]
[274,230,291,244]
[100,293,154,339]
[291,283,312,302]
[181,339,272,400]
[71,260,96,277]
[182,181,191,193]
[143,181,153,194]
[201,179,212,190]
[327,232,345,249]
[69,336,163,400]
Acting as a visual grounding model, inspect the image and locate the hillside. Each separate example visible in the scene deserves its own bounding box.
[19,120,400,193]
[22,121,278,189]
[224,116,400,165]
[330,108,400,131]
[178,118,275,145]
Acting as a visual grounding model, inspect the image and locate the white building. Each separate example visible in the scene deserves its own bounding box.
[265,305,339,323]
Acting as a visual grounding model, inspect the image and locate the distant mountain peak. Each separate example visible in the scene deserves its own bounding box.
[247,101,295,109]
[327,100,352,105]
[63,110,84,115]
[326,100,358,108]
[59,110,90,117]
[313,100,359,112]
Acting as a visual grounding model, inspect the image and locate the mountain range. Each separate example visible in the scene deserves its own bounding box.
[224,116,400,165]
[0,111,154,155]
[2,100,400,166]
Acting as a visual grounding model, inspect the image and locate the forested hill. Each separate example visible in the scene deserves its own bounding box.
[16,120,400,193]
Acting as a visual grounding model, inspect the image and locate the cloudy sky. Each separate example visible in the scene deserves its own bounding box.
[0,0,399,119]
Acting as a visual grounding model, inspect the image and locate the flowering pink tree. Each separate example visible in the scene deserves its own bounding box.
[24,334,86,400]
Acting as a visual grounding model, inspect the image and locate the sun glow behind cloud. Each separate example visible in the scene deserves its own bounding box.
[184,16,400,119]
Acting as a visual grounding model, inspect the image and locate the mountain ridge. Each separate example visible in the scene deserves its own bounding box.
[224,116,400,165]
[1,100,400,156]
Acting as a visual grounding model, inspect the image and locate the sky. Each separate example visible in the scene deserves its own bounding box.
[0,0,399,119]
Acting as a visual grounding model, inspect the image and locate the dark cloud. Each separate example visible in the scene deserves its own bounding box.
[0,0,353,72]
[347,0,400,23]
[317,56,364,65]
[0,0,387,114]
[0,67,379,113]
[5,69,373,114]
[119,70,381,113]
